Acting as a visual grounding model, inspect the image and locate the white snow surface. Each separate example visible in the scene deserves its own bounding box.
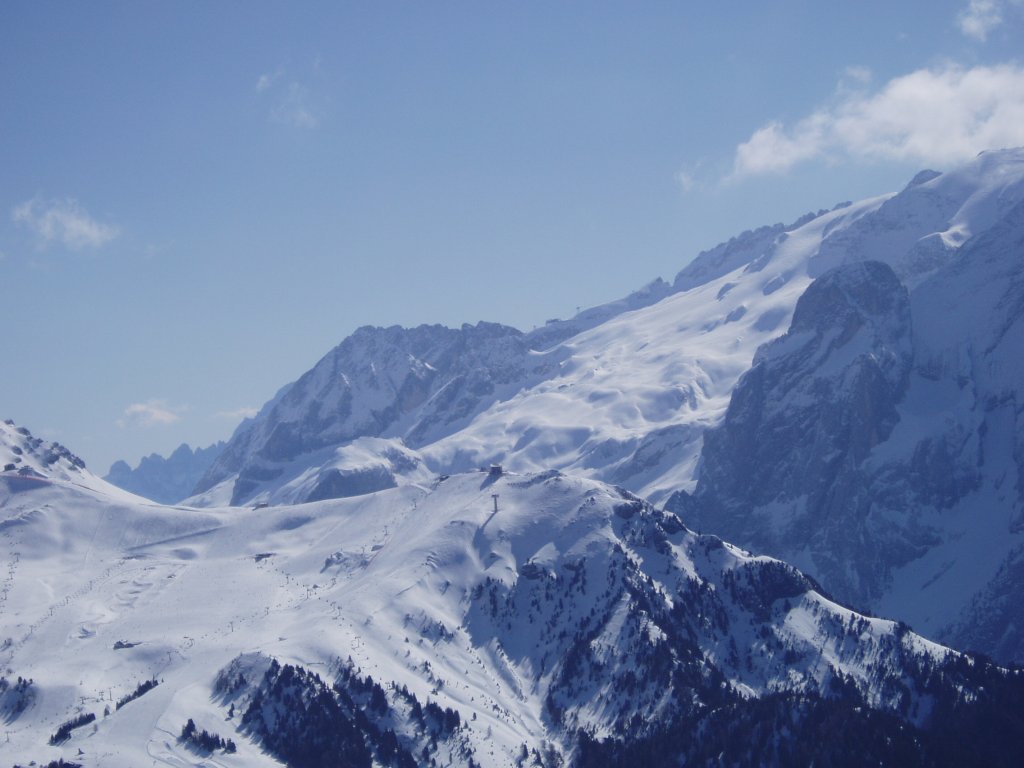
[414,196,888,504]
[1,461,954,767]
[187,436,434,508]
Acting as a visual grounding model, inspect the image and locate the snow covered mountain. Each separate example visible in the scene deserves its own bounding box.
[676,259,917,601]
[168,148,1024,666]
[192,321,536,506]
[675,149,1024,663]
[190,195,888,509]
[4,435,1024,767]
[2,419,86,479]
[1,420,143,502]
[105,441,225,505]
[202,155,1022,514]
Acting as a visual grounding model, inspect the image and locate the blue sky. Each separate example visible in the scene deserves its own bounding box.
[2,1,1023,472]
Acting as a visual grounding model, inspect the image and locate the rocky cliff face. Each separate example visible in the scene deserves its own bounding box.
[679,261,918,601]
[194,321,536,505]
[675,174,1024,662]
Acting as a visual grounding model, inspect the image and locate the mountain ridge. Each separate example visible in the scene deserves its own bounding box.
[105,441,225,504]
[4,447,1024,766]
[182,192,890,509]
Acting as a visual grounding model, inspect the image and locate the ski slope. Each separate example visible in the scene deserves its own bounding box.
[1,445,981,767]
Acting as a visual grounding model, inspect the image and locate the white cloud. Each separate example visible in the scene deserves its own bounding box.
[958,0,1004,40]
[730,63,1024,179]
[12,197,119,250]
[117,400,186,429]
[216,407,258,421]
[733,119,826,177]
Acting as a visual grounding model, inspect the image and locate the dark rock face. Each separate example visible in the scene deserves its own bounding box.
[195,322,533,505]
[947,543,1024,662]
[679,261,918,604]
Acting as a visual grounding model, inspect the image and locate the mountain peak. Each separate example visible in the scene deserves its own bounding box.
[905,169,942,189]
[788,259,909,338]
[1,418,86,477]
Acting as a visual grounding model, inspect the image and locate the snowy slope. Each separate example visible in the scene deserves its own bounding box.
[4,451,1024,766]
[422,198,884,504]
[190,436,435,508]
[190,195,890,509]
[2,419,148,504]
[431,151,1024,510]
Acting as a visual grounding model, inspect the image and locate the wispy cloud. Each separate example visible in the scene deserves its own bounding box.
[12,197,119,250]
[272,82,319,128]
[117,399,187,429]
[958,0,1005,40]
[256,70,281,93]
[839,65,873,90]
[675,170,698,192]
[730,63,1024,179]
[256,68,320,129]
[216,406,258,421]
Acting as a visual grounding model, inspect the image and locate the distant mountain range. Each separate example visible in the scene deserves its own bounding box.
[105,441,225,505]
